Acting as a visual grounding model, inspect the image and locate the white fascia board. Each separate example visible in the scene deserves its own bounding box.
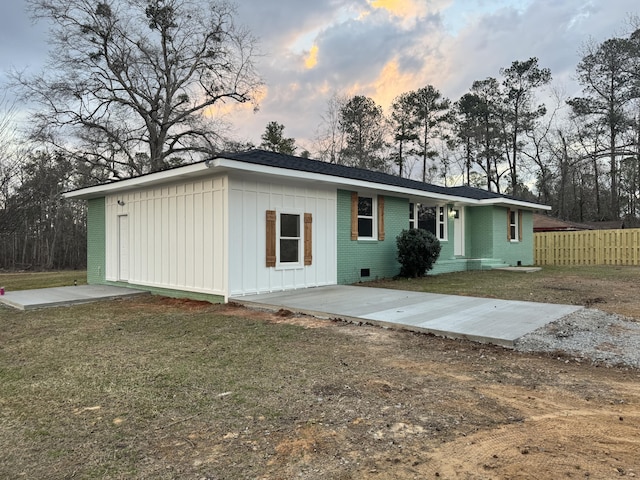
[474,198,552,210]
[207,158,473,204]
[63,162,210,199]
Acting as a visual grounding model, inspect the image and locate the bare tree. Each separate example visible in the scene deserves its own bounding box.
[314,92,347,164]
[0,93,20,210]
[16,0,262,177]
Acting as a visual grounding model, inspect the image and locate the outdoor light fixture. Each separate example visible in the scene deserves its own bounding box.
[117,199,125,206]
[448,207,456,218]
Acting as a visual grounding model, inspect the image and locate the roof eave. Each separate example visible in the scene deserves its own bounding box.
[474,198,552,210]
[63,154,551,211]
[63,162,210,199]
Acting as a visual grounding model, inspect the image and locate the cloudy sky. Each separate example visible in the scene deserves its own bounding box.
[1,0,639,152]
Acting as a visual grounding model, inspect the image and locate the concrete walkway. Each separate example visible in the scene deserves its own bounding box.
[232,285,583,347]
[0,285,147,310]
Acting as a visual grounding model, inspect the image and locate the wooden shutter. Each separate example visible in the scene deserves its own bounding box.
[518,209,523,242]
[506,208,512,241]
[351,192,358,240]
[378,195,385,241]
[304,213,312,266]
[266,210,276,267]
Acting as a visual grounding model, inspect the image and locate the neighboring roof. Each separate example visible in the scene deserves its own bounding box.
[583,220,626,230]
[533,214,595,232]
[64,149,550,210]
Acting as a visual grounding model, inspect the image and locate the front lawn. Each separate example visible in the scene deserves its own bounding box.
[0,270,87,291]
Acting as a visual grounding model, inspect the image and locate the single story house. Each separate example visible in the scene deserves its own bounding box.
[64,149,550,303]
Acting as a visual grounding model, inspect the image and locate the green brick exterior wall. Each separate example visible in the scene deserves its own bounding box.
[439,213,454,260]
[87,197,106,285]
[337,189,406,284]
[465,205,534,266]
[466,206,495,259]
[493,208,534,266]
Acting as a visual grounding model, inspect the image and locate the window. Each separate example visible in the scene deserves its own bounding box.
[409,202,416,229]
[437,206,447,240]
[266,210,313,268]
[507,209,522,242]
[358,196,374,238]
[412,204,447,241]
[279,213,301,264]
[351,193,384,240]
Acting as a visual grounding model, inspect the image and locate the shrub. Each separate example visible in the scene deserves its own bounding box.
[396,228,441,278]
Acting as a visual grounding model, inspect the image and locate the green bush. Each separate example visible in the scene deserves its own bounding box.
[396,229,441,278]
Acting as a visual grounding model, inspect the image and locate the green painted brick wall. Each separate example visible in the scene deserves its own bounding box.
[466,206,495,259]
[438,213,454,260]
[466,206,533,265]
[87,197,106,284]
[494,208,534,266]
[337,189,406,284]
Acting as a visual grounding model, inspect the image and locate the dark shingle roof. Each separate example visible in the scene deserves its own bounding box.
[219,149,541,206]
[219,149,453,196]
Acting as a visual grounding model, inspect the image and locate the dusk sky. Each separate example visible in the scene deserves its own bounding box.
[1,0,639,152]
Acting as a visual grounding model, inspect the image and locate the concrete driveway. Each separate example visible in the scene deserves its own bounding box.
[232,285,582,347]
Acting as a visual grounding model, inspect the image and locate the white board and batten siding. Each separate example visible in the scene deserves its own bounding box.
[105,175,228,297]
[228,175,337,297]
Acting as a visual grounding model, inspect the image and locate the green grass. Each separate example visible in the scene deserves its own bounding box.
[0,298,326,478]
[368,265,640,303]
[0,270,87,291]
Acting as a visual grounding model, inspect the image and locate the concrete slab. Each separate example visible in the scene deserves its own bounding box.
[232,285,582,347]
[0,285,148,310]
[495,266,542,273]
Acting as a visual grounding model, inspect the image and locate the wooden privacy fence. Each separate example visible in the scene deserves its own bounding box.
[534,228,640,266]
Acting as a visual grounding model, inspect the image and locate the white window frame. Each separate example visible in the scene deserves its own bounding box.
[437,205,448,241]
[509,210,519,242]
[409,202,416,229]
[276,210,303,268]
[410,203,448,241]
[357,194,377,240]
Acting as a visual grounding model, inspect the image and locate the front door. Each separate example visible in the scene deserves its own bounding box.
[453,207,464,256]
[118,215,129,281]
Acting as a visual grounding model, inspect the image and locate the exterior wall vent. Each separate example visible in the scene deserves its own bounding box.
[360,268,370,277]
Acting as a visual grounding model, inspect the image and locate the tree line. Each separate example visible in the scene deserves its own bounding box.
[305,39,640,226]
[0,0,639,270]
[257,23,640,226]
